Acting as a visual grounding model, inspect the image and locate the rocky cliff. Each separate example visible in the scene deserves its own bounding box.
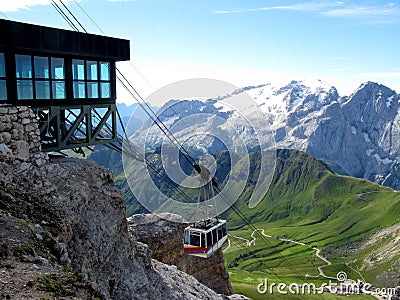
[0,105,233,299]
[128,213,234,295]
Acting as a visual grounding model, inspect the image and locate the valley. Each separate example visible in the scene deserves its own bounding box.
[221,152,400,299]
[88,80,400,299]
[89,146,400,299]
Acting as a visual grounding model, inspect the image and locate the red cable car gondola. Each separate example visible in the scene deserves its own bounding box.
[184,218,228,258]
[183,166,228,258]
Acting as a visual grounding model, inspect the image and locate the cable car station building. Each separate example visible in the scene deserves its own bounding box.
[0,19,130,152]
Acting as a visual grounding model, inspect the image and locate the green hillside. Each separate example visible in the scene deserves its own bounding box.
[87,147,400,299]
[222,149,400,299]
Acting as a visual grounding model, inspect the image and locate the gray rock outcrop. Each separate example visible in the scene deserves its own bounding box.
[128,213,234,296]
[308,82,400,181]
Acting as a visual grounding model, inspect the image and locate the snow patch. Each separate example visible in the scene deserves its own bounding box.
[382,172,393,184]
[214,102,233,113]
[363,132,371,143]
[299,78,332,93]
[386,95,394,108]
[366,148,374,156]
[290,95,303,111]
[351,126,357,135]
[317,91,326,104]
[373,154,392,165]
[376,90,383,101]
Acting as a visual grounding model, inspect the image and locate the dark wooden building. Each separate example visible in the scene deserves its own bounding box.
[0,19,130,151]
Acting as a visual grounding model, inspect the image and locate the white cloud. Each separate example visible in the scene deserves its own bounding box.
[322,4,397,18]
[214,2,343,14]
[214,1,400,22]
[0,0,76,13]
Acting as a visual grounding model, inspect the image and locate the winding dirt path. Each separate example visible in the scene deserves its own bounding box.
[227,228,335,279]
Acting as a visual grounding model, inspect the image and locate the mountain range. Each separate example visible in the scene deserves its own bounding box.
[130,80,400,190]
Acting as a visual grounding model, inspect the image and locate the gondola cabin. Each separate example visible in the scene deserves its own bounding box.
[184,218,228,258]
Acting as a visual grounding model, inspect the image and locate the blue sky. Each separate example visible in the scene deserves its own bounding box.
[1,0,400,104]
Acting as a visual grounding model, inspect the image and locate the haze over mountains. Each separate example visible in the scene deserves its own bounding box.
[129,80,400,190]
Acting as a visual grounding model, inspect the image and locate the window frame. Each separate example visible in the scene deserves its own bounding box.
[72,59,111,100]
[0,52,7,101]
[189,231,201,247]
[15,54,34,100]
[3,50,115,105]
[15,54,66,101]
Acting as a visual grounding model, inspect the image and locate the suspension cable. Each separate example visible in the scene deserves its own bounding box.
[49,2,308,285]
[59,0,87,33]
[50,0,79,31]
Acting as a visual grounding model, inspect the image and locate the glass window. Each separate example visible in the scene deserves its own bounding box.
[0,80,6,101]
[0,53,5,77]
[51,57,64,79]
[72,59,85,80]
[212,229,217,244]
[206,232,212,247]
[17,80,33,99]
[100,62,110,81]
[34,56,49,78]
[200,233,205,248]
[87,82,98,98]
[16,55,32,78]
[15,54,65,101]
[51,58,65,99]
[52,81,65,99]
[35,81,50,99]
[101,82,110,98]
[74,81,86,98]
[0,53,6,101]
[100,62,111,99]
[86,61,98,80]
[190,232,201,246]
[222,223,227,236]
[184,230,189,245]
[16,55,33,100]
[72,59,111,100]
[218,228,223,240]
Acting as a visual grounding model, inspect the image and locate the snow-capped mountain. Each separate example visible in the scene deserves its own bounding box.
[245,79,340,149]
[132,80,400,190]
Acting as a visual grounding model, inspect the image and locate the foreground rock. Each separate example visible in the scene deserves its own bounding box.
[0,155,228,299]
[128,213,234,295]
